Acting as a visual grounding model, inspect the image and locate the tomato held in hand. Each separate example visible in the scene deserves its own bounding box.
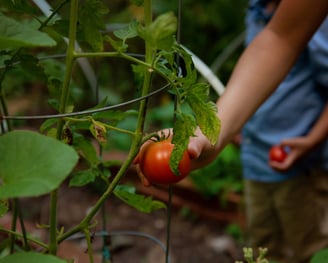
[139,139,191,185]
[269,145,287,162]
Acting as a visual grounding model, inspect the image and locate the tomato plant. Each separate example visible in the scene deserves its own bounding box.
[139,139,191,185]
[269,145,287,162]
[0,0,221,262]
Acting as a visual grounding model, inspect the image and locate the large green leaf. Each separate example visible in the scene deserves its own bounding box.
[0,14,56,49]
[0,252,66,263]
[311,249,328,263]
[0,131,79,198]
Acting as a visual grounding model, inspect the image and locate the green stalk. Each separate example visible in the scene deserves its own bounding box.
[9,200,18,253]
[57,142,141,242]
[0,228,48,249]
[57,0,155,243]
[83,228,94,263]
[48,0,79,255]
[135,0,153,136]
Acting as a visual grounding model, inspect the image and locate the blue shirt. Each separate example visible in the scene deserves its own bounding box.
[241,1,328,182]
[309,17,328,90]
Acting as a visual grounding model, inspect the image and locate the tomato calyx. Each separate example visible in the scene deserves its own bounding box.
[142,130,172,145]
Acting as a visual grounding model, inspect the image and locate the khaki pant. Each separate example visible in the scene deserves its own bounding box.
[244,170,328,263]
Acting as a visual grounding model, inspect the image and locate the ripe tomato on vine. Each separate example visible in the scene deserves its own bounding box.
[139,139,191,185]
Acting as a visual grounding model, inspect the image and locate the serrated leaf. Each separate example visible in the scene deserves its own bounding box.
[114,186,166,213]
[104,35,128,53]
[156,45,197,85]
[187,83,221,145]
[174,45,197,84]
[0,131,78,198]
[170,112,196,175]
[83,24,104,51]
[150,12,177,41]
[69,169,98,187]
[138,12,177,50]
[185,77,210,101]
[0,252,66,263]
[0,14,56,49]
[79,0,109,51]
[114,20,139,41]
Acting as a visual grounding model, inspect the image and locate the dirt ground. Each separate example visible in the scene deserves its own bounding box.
[12,178,246,263]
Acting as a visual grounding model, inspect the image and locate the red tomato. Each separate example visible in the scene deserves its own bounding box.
[269,145,287,162]
[139,140,191,185]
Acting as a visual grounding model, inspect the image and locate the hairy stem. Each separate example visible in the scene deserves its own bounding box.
[49,0,79,255]
[57,0,155,244]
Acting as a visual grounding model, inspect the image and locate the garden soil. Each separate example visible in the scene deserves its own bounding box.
[11,178,246,263]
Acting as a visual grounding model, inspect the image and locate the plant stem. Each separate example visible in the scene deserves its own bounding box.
[74,51,153,71]
[0,228,48,249]
[57,140,141,242]
[0,91,12,132]
[9,200,18,253]
[84,228,94,263]
[58,0,155,243]
[165,186,173,263]
[63,116,135,136]
[49,0,79,255]
[39,0,70,30]
[134,0,153,137]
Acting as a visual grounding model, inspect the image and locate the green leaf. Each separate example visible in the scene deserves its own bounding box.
[39,119,58,133]
[0,14,56,49]
[79,0,109,51]
[73,135,99,166]
[155,44,197,86]
[0,199,8,217]
[186,83,221,145]
[174,45,198,84]
[138,12,177,50]
[171,112,197,175]
[104,35,128,53]
[18,54,47,81]
[69,169,98,187]
[0,131,78,199]
[0,252,66,263]
[114,20,139,42]
[2,0,37,14]
[311,249,328,263]
[114,185,166,213]
[130,0,144,6]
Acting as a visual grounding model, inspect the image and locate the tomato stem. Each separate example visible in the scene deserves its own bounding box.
[49,0,79,255]
[57,0,156,244]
